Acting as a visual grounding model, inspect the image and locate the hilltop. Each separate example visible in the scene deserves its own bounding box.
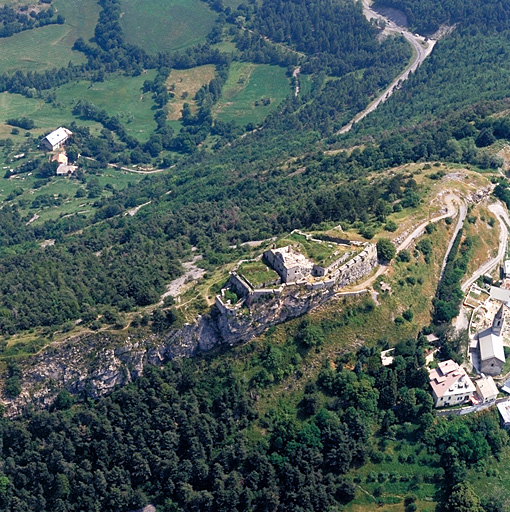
[1,0,510,510]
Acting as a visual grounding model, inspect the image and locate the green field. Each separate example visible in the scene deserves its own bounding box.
[120,0,217,53]
[55,71,159,140]
[0,24,87,74]
[238,260,279,287]
[53,0,100,44]
[0,72,158,144]
[214,63,291,126]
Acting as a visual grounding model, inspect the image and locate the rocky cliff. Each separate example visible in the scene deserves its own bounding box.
[4,248,377,416]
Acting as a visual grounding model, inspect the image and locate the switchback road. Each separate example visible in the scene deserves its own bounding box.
[337,0,436,134]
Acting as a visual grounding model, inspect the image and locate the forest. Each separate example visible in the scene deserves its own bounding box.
[0,0,509,510]
[376,0,510,34]
[0,331,506,512]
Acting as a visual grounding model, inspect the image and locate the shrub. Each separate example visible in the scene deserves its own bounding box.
[398,250,411,262]
[377,238,396,262]
[403,309,414,321]
[385,220,398,232]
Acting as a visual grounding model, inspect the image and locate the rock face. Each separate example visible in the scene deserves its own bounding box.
[5,247,378,416]
[5,317,221,416]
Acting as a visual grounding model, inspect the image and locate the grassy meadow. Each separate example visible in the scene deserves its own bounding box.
[0,25,87,74]
[120,0,217,53]
[214,62,291,126]
[0,71,158,146]
[165,65,217,120]
[56,71,159,140]
[0,0,98,74]
[53,0,100,44]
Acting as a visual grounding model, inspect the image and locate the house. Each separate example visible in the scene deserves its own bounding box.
[56,164,77,176]
[474,375,498,403]
[380,348,395,366]
[490,286,510,303]
[424,333,440,344]
[41,127,72,151]
[428,359,475,408]
[52,153,68,165]
[263,245,314,283]
[505,260,510,278]
[478,304,506,376]
[497,401,510,429]
[424,347,438,366]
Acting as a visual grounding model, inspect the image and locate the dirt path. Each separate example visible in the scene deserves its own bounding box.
[126,201,151,217]
[343,194,463,295]
[396,193,463,253]
[337,0,436,135]
[81,156,172,174]
[160,255,206,303]
[461,201,509,293]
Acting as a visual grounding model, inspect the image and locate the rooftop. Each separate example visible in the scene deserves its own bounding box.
[490,286,510,303]
[44,127,72,147]
[497,401,510,423]
[428,359,475,398]
[479,328,505,363]
[276,232,355,267]
[271,245,314,270]
[475,375,498,400]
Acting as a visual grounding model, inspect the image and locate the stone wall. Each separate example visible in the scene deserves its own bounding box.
[4,244,377,416]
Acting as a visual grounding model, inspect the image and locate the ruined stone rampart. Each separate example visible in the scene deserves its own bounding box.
[3,243,377,416]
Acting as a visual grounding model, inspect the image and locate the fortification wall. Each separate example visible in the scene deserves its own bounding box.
[217,243,378,344]
[335,244,377,288]
[229,272,252,298]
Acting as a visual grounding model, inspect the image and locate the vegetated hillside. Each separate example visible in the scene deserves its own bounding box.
[0,325,506,512]
[0,0,415,338]
[0,0,510,510]
[375,0,510,34]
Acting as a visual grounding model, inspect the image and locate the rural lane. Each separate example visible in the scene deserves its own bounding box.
[337,0,436,134]
[460,201,510,293]
[344,193,463,294]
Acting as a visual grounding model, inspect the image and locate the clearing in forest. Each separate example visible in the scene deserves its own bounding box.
[120,0,216,54]
[213,62,290,126]
[0,24,86,74]
[0,0,98,75]
[165,65,217,121]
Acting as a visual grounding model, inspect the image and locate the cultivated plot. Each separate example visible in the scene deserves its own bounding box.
[214,62,290,126]
[120,0,217,53]
[165,65,216,121]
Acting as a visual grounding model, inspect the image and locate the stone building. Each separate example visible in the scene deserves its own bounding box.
[479,304,506,376]
[263,245,314,283]
[428,359,475,408]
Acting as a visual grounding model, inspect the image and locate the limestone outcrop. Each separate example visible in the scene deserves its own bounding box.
[3,244,378,416]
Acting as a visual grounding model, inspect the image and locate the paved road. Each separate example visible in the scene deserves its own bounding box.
[337,0,436,135]
[437,396,510,416]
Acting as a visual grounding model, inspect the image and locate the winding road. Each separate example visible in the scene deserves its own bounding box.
[345,193,464,293]
[337,0,436,134]
[460,201,510,293]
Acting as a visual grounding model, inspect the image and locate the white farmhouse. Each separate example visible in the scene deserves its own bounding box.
[428,359,475,408]
[41,127,72,151]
